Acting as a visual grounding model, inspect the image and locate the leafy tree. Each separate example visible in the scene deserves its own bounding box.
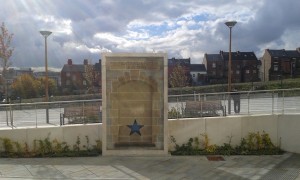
[11,74,38,99]
[0,22,14,99]
[11,74,57,99]
[169,63,191,88]
[37,77,57,97]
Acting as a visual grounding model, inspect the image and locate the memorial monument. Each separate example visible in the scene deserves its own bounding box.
[101,53,168,156]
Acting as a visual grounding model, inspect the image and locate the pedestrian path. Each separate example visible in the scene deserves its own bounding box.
[0,153,299,179]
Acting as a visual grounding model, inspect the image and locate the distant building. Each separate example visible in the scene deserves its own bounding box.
[190,64,207,86]
[262,48,300,81]
[203,51,260,84]
[61,59,89,94]
[33,71,61,87]
[203,53,224,84]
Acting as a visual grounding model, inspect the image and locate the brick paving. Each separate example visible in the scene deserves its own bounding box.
[0,153,299,179]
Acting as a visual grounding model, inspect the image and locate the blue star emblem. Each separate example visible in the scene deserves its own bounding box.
[127,119,144,136]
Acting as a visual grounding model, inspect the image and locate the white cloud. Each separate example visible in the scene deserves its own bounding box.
[0,0,299,68]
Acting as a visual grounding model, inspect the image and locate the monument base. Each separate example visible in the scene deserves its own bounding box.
[115,142,156,148]
[102,149,170,156]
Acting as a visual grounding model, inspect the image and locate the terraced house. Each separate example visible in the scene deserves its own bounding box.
[262,48,300,81]
[203,51,260,84]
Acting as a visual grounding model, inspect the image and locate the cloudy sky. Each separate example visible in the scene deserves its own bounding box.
[1,0,300,71]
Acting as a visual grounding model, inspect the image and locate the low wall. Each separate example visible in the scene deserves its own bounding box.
[0,114,299,153]
[0,124,102,150]
[169,114,300,154]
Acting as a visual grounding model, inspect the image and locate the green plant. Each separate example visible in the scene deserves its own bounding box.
[14,142,23,155]
[168,107,181,119]
[170,131,283,156]
[61,142,70,153]
[0,138,14,154]
[73,136,81,152]
[94,139,102,153]
[52,139,63,154]
[0,135,101,158]
[44,137,53,154]
[85,136,90,151]
[200,133,209,149]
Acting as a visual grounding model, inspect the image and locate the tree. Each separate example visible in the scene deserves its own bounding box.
[169,63,190,88]
[84,64,96,93]
[11,74,38,99]
[0,22,14,100]
[37,77,57,97]
[11,74,57,99]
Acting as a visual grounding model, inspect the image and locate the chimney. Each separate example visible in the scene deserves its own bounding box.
[67,59,72,65]
[84,59,88,65]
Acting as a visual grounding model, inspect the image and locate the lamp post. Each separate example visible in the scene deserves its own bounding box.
[225,21,237,115]
[40,30,52,123]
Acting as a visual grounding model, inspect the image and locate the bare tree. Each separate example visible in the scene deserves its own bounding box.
[84,64,95,93]
[0,22,14,101]
[169,63,190,88]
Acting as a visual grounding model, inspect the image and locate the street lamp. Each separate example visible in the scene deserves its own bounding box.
[40,30,52,123]
[225,21,237,115]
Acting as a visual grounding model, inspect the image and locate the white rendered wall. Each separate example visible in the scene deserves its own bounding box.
[0,115,299,153]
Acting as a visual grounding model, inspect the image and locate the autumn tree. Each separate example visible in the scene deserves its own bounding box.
[11,74,38,99]
[37,77,57,97]
[169,63,191,88]
[0,22,14,100]
[11,74,57,99]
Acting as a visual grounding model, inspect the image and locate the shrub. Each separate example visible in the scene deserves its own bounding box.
[170,131,283,155]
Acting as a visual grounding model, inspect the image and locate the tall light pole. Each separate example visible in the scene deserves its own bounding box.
[225,21,237,115]
[40,30,52,123]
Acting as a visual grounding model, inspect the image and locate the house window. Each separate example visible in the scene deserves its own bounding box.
[212,63,216,68]
[72,75,76,81]
[274,65,278,71]
[193,74,195,77]
[253,70,257,74]
[83,80,87,86]
[246,70,250,74]
[237,65,240,69]
[66,72,71,77]
[212,71,216,75]
[66,80,70,85]
[236,70,240,74]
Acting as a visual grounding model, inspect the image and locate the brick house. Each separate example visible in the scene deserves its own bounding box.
[262,48,300,81]
[61,59,90,94]
[203,51,260,84]
[203,53,224,84]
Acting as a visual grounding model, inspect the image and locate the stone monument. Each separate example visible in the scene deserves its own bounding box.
[101,53,168,156]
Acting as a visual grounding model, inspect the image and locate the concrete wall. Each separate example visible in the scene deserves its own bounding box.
[0,114,299,153]
[0,124,102,151]
[169,114,300,153]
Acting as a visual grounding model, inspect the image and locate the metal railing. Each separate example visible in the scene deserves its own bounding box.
[1,88,300,129]
[0,99,102,129]
[168,88,300,119]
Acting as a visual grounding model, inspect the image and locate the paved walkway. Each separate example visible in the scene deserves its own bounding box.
[0,153,299,179]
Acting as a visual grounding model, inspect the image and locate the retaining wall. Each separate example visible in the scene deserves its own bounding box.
[0,114,299,153]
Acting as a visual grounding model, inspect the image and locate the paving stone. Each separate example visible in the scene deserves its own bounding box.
[0,154,299,179]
